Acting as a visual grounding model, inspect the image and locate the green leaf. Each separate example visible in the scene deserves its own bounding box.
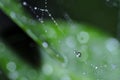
[0,0,120,80]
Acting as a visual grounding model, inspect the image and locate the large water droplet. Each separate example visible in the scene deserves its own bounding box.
[77,31,90,44]
[6,62,16,72]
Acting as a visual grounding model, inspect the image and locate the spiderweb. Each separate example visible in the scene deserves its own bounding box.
[22,0,58,26]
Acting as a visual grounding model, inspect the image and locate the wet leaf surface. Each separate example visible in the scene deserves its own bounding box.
[0,0,120,80]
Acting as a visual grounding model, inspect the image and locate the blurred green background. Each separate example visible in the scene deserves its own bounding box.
[0,0,120,80]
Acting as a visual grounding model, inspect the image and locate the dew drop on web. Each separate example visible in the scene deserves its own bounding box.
[22,0,59,26]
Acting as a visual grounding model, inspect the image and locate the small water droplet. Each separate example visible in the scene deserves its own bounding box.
[95,66,98,69]
[34,7,37,10]
[42,42,48,48]
[74,50,81,58]
[48,14,52,17]
[23,1,27,6]
[45,9,48,12]
[38,18,44,23]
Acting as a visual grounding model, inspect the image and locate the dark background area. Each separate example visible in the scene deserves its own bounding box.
[0,10,42,69]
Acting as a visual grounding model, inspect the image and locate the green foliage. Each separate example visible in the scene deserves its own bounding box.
[0,0,120,80]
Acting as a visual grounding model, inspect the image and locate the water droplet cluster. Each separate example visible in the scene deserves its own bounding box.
[22,0,58,26]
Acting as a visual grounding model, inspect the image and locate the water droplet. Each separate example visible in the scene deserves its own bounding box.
[34,7,37,10]
[74,50,81,58]
[6,62,16,72]
[95,66,98,69]
[42,42,48,48]
[38,18,44,23]
[48,14,52,17]
[77,31,90,44]
[91,64,98,70]
[21,0,59,28]
[106,38,119,53]
[10,12,16,19]
[60,75,71,80]
[23,1,27,6]
[42,64,53,75]
[45,9,48,12]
